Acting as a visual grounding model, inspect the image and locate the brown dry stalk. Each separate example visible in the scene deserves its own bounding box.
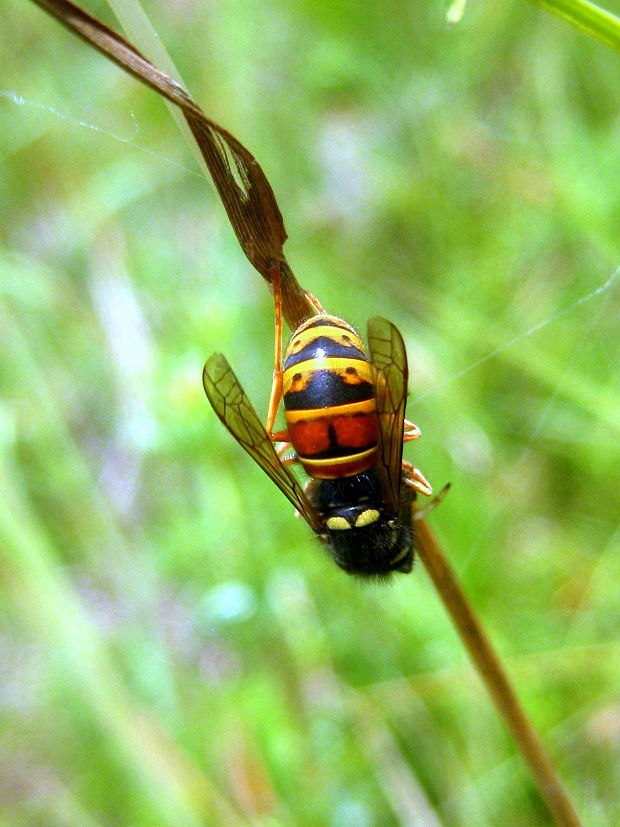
[414,516,583,827]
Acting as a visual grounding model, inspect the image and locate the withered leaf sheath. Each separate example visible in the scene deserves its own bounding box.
[29,0,315,330]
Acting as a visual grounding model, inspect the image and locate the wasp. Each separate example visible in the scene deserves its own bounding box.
[203,276,433,578]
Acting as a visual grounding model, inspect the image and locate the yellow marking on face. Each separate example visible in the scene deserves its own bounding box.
[355,509,380,527]
[326,516,351,531]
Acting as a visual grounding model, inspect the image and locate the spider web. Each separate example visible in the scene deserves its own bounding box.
[5,88,619,400]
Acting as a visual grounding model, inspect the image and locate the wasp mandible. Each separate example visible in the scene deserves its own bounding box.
[203,271,432,578]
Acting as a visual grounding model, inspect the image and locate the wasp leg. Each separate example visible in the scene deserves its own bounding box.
[413,483,451,520]
[275,449,308,522]
[293,477,318,521]
[265,263,286,436]
[274,439,294,460]
[303,477,318,497]
[402,459,433,497]
[403,419,422,442]
[303,290,326,314]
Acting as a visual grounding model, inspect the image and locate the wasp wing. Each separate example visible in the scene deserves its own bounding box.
[203,353,324,532]
[367,317,409,514]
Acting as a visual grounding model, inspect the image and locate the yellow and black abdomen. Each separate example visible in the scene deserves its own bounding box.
[282,315,379,479]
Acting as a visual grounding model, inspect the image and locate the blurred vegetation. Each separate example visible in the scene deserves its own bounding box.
[2,0,620,824]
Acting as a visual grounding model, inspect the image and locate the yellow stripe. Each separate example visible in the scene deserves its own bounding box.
[300,445,377,469]
[286,325,365,357]
[295,314,356,333]
[283,357,373,394]
[285,398,376,423]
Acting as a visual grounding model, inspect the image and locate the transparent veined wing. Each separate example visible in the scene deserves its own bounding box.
[367,317,409,513]
[203,353,324,532]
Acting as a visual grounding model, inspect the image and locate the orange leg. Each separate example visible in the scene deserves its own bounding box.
[303,290,326,314]
[275,440,295,460]
[402,459,433,497]
[403,419,421,442]
[265,264,285,437]
[413,483,451,520]
[265,273,325,438]
[293,478,318,520]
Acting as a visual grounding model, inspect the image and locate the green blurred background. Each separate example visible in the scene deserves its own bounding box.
[2,0,620,824]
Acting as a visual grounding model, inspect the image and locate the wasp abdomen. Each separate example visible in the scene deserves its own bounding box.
[283,315,379,479]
